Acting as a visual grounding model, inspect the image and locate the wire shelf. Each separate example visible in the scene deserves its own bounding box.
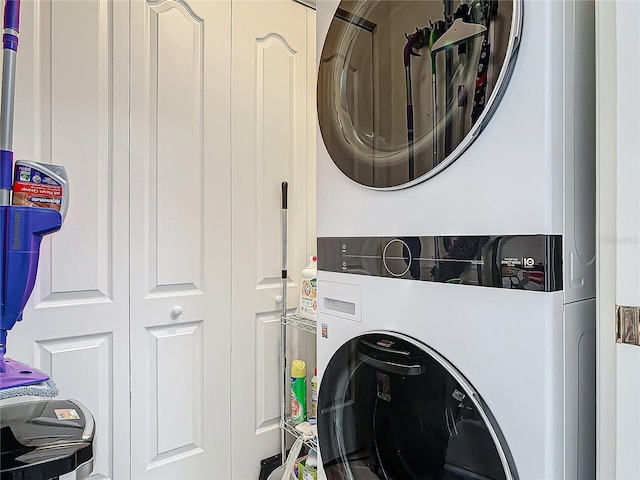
[282,416,317,450]
[281,313,317,334]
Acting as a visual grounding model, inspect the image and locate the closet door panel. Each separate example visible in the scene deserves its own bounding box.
[130,0,231,478]
[230,2,312,478]
[149,0,204,292]
[10,1,131,479]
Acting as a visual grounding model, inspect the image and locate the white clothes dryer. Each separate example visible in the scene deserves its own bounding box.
[316,0,595,280]
[315,0,596,479]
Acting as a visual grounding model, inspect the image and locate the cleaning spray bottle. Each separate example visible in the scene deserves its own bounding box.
[310,368,318,422]
[300,256,317,320]
[290,360,307,424]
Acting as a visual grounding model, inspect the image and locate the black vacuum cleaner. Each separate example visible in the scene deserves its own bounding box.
[1,399,95,480]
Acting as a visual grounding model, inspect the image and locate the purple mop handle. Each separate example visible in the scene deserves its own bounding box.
[4,0,19,32]
[0,0,19,205]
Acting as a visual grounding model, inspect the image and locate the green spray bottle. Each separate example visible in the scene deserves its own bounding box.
[290,360,307,424]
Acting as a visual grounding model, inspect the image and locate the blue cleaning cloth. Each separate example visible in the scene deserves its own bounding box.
[0,367,59,400]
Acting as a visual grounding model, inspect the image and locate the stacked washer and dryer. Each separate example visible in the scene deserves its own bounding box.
[314,1,596,479]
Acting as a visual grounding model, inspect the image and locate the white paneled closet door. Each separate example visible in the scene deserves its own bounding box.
[9,1,131,479]
[130,0,231,478]
[231,2,315,478]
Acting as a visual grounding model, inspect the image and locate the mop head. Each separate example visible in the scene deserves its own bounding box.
[0,367,59,400]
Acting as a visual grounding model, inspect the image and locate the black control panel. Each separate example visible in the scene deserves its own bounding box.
[317,235,562,292]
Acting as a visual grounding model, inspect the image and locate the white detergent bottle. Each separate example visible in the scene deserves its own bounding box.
[300,256,317,321]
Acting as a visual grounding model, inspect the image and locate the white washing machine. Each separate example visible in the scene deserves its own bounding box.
[315,0,596,479]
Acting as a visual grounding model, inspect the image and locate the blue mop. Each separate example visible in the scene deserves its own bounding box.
[0,0,62,400]
[0,5,96,478]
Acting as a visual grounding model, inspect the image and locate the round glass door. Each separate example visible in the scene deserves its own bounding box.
[318,0,522,189]
[318,333,518,479]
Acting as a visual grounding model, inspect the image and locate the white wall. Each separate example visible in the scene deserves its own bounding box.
[597,1,640,479]
[595,0,617,477]
[614,1,640,478]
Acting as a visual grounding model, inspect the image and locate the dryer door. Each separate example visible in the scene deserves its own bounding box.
[318,332,518,479]
[318,0,522,189]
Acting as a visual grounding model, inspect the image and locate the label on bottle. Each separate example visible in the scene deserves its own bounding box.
[300,278,317,318]
[310,377,318,419]
[301,468,317,480]
[12,163,64,212]
[291,392,301,418]
[290,377,307,424]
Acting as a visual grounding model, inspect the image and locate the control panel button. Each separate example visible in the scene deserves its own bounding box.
[383,239,411,277]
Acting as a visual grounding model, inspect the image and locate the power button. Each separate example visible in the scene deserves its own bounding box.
[382,239,411,277]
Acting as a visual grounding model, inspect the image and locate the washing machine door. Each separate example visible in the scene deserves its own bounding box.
[318,332,518,480]
[318,0,522,189]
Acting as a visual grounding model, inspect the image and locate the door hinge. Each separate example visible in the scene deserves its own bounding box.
[617,305,640,345]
